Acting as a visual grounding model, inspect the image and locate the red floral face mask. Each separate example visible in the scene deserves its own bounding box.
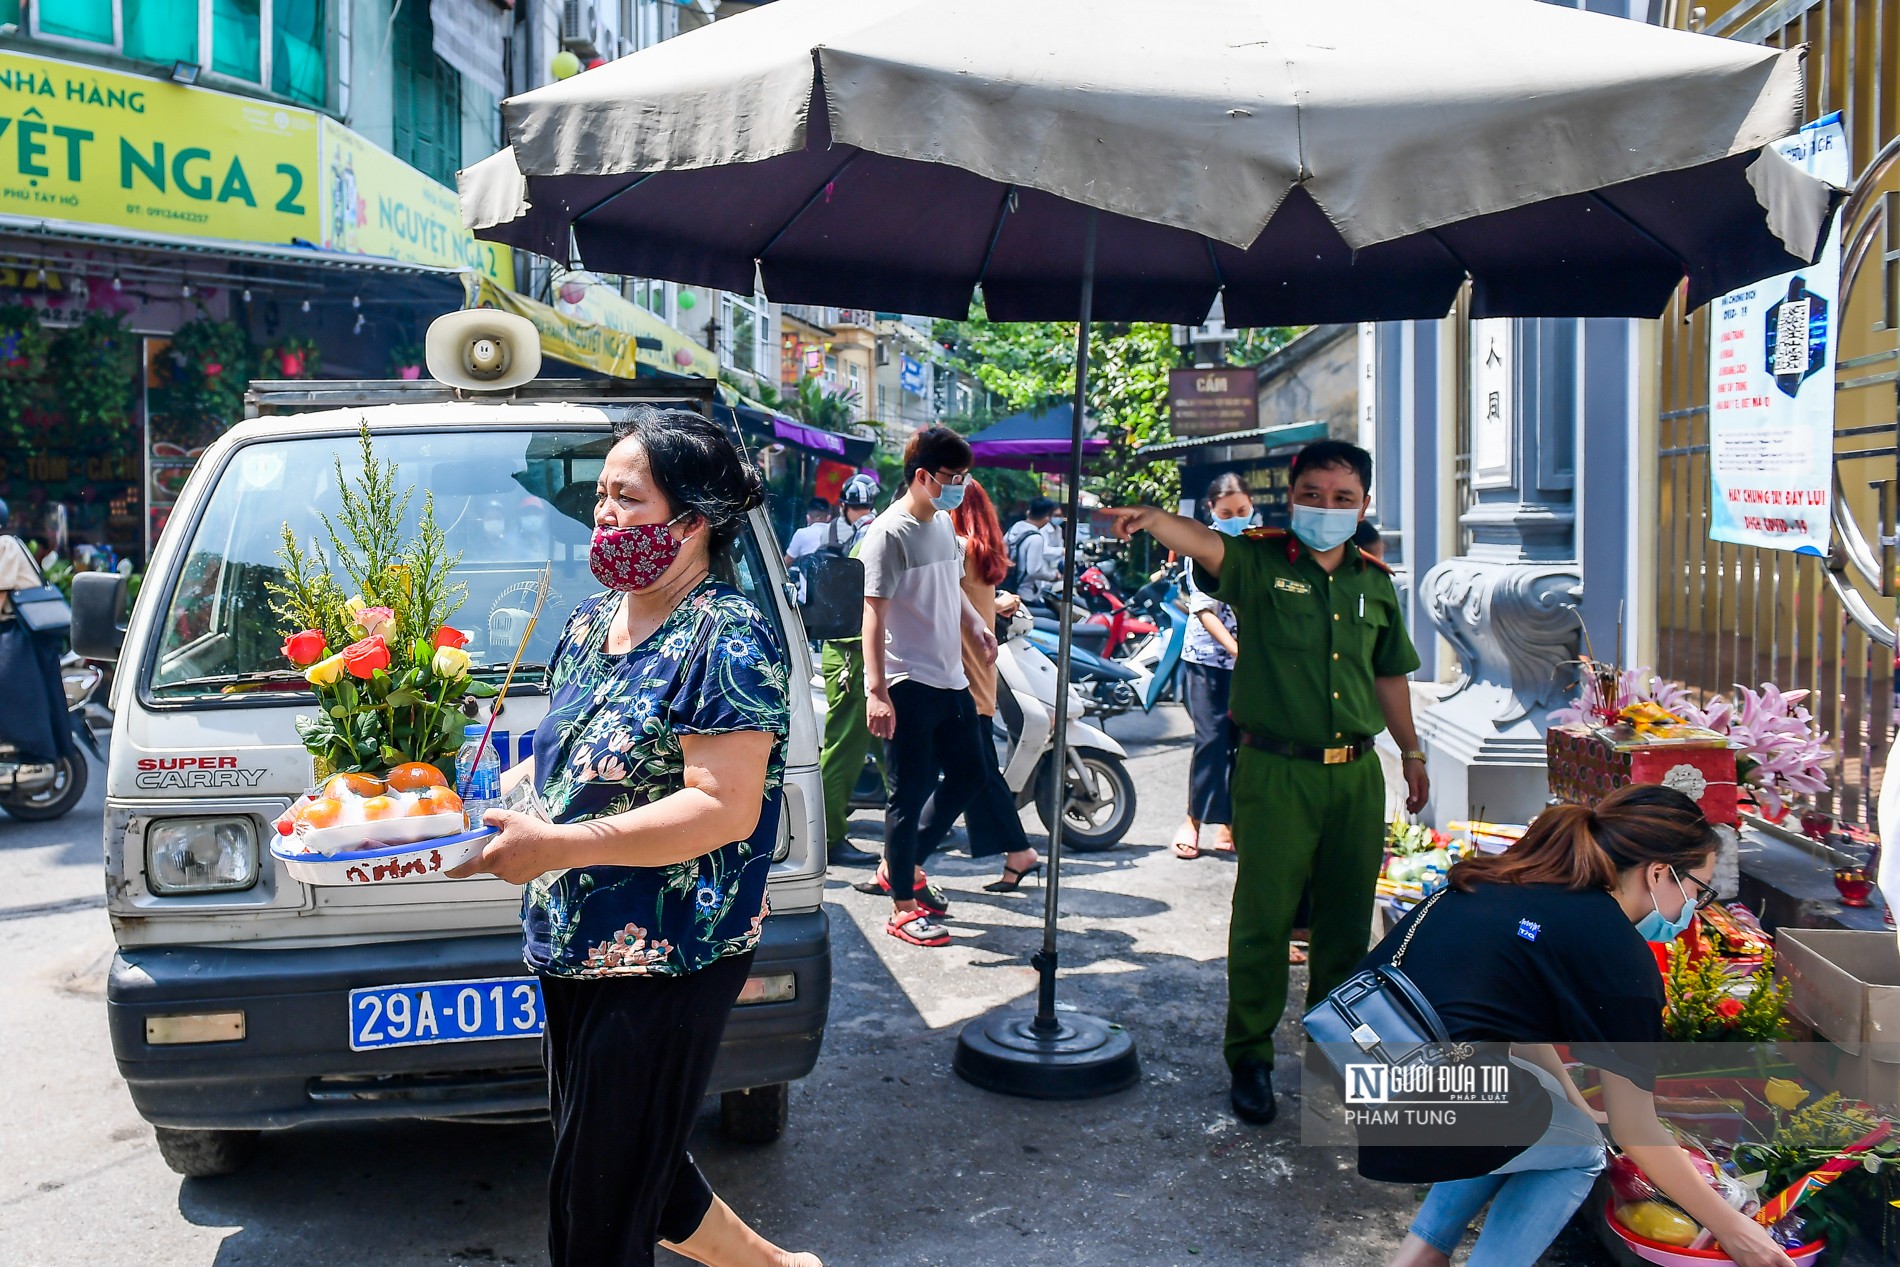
[590,514,693,592]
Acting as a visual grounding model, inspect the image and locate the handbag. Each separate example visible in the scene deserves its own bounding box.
[1301,888,1474,1084]
[10,584,71,636]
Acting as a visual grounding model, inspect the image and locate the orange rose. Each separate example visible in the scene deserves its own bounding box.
[281,628,327,666]
[341,635,391,680]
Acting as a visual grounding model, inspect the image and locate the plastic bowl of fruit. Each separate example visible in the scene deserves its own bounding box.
[268,764,488,884]
[1604,1201,1825,1267]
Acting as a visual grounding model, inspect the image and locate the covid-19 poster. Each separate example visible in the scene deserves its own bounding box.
[1706,113,1847,555]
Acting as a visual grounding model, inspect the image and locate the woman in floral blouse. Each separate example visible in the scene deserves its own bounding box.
[451,408,819,1267]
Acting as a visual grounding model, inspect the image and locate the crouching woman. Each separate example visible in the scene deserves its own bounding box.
[1355,784,1793,1267]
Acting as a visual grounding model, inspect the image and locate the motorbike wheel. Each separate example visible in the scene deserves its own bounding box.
[1035,749,1136,851]
[0,753,88,821]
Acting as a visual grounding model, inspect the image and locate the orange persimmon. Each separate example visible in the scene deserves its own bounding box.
[387,762,449,792]
[323,772,384,799]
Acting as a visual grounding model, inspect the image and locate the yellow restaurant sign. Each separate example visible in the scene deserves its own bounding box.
[0,50,507,285]
[467,275,715,379]
[0,48,319,243]
[321,120,511,287]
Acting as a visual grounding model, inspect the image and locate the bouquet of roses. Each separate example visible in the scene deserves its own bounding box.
[267,425,496,778]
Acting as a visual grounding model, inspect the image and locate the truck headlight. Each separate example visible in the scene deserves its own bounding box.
[146,818,259,894]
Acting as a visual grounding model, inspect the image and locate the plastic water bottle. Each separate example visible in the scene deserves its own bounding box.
[455,724,501,832]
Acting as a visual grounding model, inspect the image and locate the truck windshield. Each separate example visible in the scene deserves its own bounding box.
[146,428,786,703]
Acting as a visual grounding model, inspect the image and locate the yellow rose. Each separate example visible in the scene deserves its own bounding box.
[432,646,471,678]
[344,595,366,618]
[304,652,347,687]
[1765,1078,1809,1112]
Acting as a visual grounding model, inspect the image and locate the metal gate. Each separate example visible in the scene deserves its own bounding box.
[1655,0,1900,823]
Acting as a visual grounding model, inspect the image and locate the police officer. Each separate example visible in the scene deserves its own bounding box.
[818,475,883,867]
[1106,440,1428,1126]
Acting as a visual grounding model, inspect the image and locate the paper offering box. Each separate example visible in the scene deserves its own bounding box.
[1546,725,1739,826]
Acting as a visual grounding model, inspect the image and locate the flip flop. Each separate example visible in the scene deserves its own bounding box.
[887,908,951,947]
[1289,940,1309,965]
[1172,829,1202,860]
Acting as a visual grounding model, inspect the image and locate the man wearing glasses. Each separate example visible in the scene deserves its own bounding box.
[857,427,998,947]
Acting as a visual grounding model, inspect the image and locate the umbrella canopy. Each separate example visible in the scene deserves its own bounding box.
[463,0,1832,324]
[967,405,1107,470]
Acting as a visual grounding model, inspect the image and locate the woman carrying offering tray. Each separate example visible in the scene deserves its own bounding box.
[450,408,820,1267]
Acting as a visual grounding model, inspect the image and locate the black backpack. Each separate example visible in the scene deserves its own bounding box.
[795,518,865,642]
[1000,527,1035,594]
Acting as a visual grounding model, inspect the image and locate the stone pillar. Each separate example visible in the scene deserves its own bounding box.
[1418,318,1584,828]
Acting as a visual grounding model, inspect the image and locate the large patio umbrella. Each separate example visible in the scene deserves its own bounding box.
[463,0,1832,1099]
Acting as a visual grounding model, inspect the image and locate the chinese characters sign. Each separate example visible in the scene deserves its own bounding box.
[1706,114,1846,556]
[1469,318,1513,488]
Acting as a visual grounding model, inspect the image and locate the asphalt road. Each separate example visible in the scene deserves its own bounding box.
[0,707,1612,1267]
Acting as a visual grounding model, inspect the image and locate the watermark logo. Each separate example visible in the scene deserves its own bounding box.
[1344,1064,1389,1105]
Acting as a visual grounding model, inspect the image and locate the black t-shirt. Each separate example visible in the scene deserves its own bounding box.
[1351,882,1664,1185]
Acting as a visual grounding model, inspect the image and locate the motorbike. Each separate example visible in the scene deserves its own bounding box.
[0,652,105,821]
[1028,564,1156,661]
[1026,561,1188,716]
[815,606,1138,851]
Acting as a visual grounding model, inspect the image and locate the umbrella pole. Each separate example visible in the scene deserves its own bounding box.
[953,209,1139,1099]
[1034,213,1095,1033]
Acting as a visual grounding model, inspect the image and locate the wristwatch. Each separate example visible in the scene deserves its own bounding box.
[1401,750,1427,764]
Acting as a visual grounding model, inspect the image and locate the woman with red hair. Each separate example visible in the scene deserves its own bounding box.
[913,477,1042,891]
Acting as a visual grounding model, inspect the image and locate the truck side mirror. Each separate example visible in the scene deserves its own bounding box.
[71,571,128,662]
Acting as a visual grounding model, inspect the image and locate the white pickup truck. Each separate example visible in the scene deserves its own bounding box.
[71,369,831,1177]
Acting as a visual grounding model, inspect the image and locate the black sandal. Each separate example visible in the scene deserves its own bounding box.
[983,861,1043,892]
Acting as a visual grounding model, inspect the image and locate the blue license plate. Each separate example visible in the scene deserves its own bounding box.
[349,976,543,1051]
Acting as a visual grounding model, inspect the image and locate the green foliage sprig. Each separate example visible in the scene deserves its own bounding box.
[1733,1091,1900,1252]
[1662,941,1787,1042]
[266,424,486,776]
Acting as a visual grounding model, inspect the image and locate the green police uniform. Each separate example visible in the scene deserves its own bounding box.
[1196,528,1421,1071]
[820,637,875,847]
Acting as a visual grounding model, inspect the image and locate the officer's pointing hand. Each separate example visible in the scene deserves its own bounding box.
[1102,507,1159,542]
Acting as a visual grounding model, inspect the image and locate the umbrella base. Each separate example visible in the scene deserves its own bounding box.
[953,1009,1139,1100]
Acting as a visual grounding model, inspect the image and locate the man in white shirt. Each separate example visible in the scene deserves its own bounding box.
[858,428,997,947]
[782,496,834,564]
[1004,497,1063,605]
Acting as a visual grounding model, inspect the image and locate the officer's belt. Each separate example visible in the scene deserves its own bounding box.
[1234,728,1374,765]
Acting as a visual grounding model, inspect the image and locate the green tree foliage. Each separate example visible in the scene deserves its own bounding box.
[932,312,1180,511]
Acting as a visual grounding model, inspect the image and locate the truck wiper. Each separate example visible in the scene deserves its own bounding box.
[152,671,312,695]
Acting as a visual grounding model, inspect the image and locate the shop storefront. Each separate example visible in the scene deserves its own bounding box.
[0,47,508,570]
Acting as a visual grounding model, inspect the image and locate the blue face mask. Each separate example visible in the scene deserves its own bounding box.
[1212,515,1251,537]
[927,472,966,513]
[1290,504,1361,552]
[1634,869,1698,943]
